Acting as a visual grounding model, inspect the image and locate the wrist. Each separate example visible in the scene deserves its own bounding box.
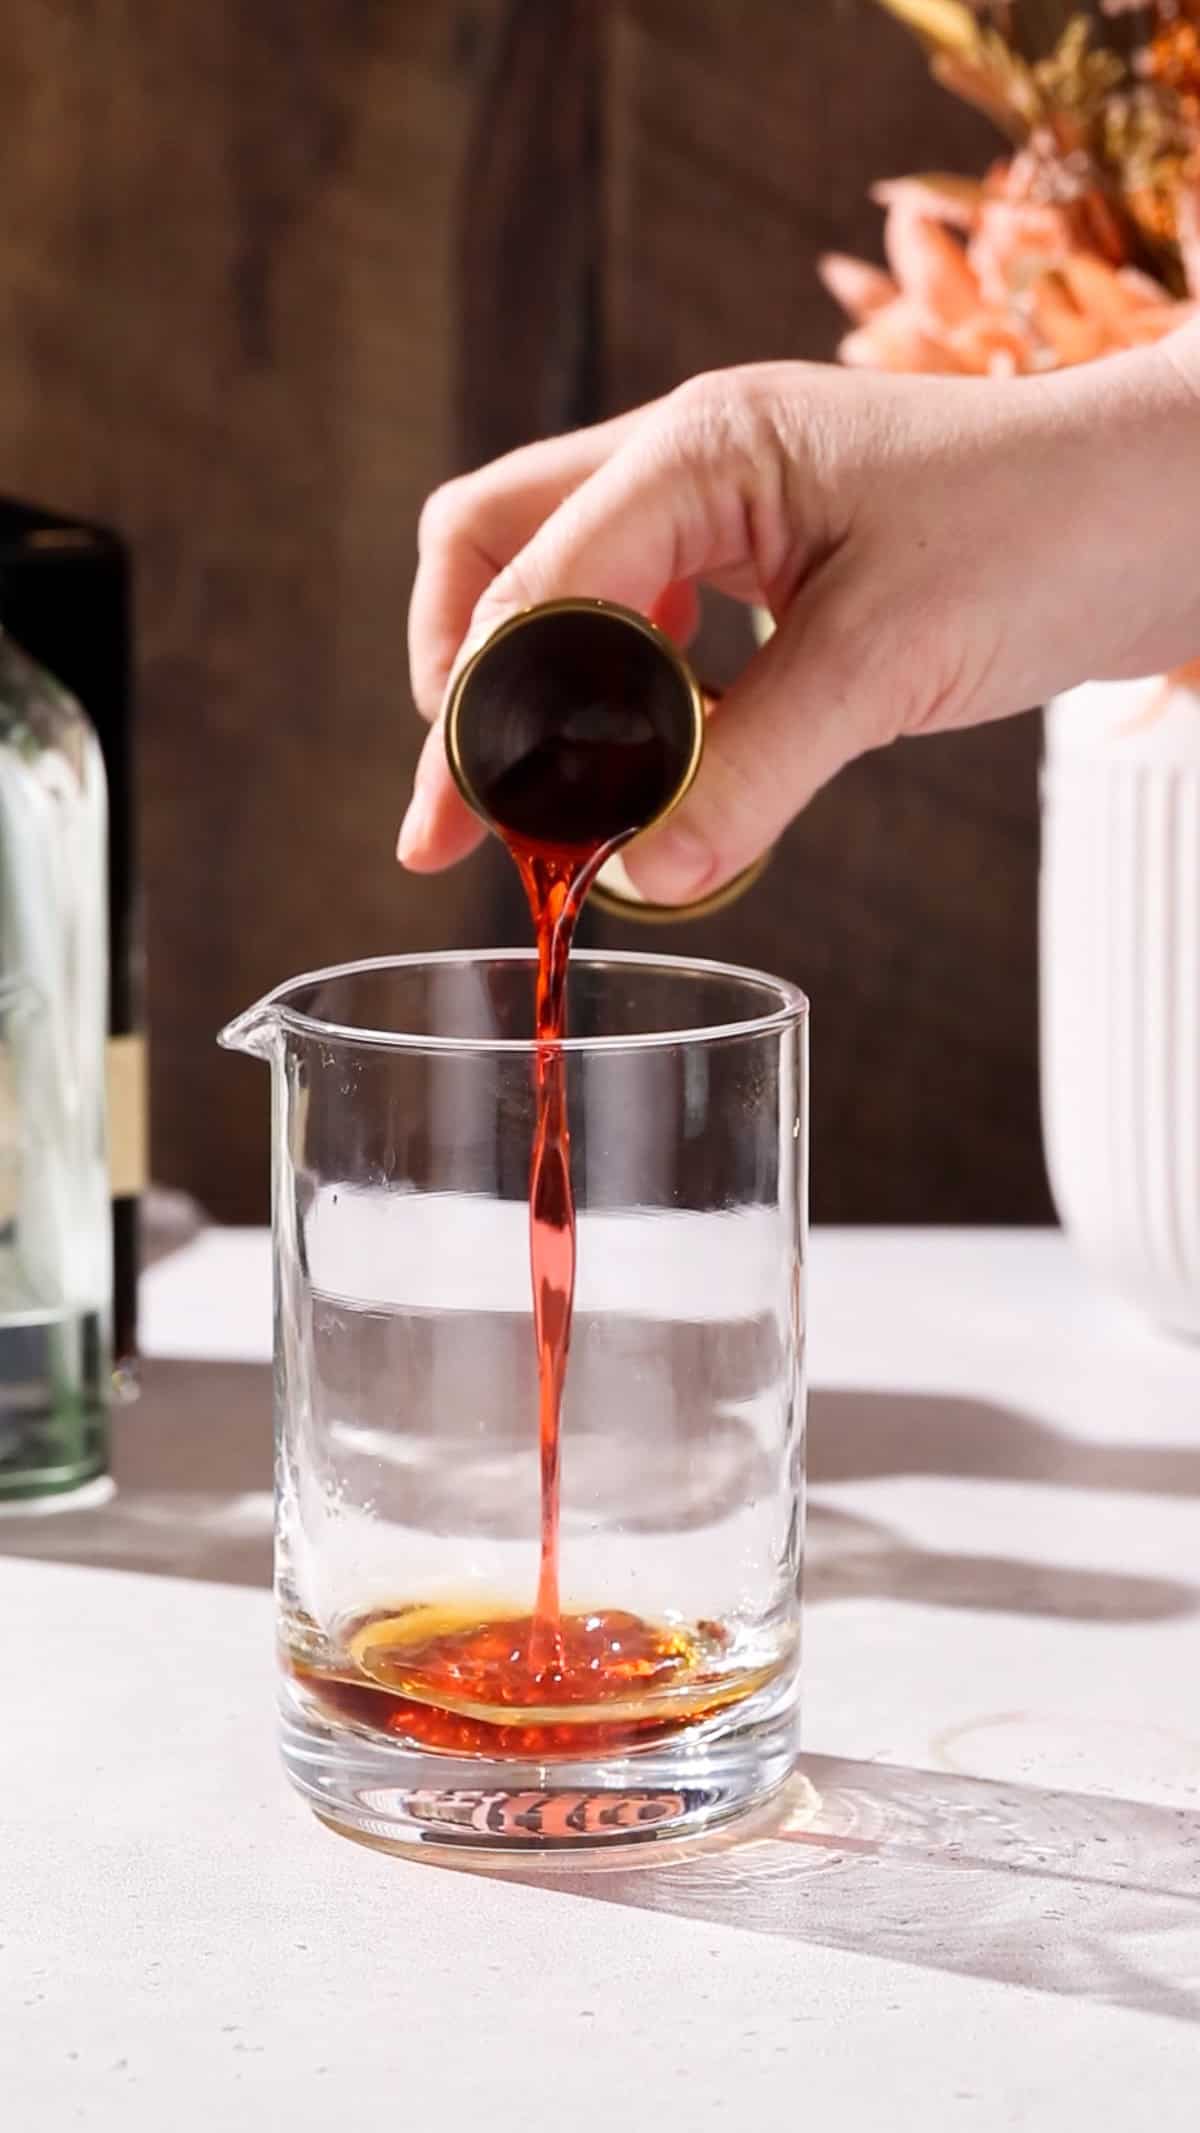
[999,332,1200,703]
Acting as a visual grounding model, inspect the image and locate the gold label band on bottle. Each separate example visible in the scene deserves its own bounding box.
[106,1033,148,1197]
[0,1035,146,1215]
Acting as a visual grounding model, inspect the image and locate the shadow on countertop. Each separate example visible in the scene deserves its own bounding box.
[8,1363,1198,2022]
[805,1498,1195,1622]
[0,1359,274,1588]
[809,1385,1200,1497]
[805,1386,1199,1622]
[450,1753,1200,2026]
[1,1372,1195,1627]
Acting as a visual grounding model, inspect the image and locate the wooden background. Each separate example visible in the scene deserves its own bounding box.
[0,0,1052,1224]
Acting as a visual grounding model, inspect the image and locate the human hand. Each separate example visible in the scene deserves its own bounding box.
[401,327,1200,905]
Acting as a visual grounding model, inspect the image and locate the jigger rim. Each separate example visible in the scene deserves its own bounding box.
[443,596,706,842]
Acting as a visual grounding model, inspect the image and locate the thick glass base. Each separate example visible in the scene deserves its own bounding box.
[0,1305,110,1505]
[0,1470,114,1517]
[280,1663,799,1854]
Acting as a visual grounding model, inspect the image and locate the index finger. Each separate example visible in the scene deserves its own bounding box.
[407,409,650,722]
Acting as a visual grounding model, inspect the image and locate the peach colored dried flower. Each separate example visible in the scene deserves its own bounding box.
[821,155,1197,376]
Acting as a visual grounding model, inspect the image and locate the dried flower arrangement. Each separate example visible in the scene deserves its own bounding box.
[821,1,1200,373]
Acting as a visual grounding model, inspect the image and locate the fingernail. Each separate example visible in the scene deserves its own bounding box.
[396,789,431,865]
[628,821,716,904]
[448,610,505,690]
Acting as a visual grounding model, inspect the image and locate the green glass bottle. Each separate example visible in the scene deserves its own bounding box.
[0,623,110,1503]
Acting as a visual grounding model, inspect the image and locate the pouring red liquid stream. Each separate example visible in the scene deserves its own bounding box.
[286,815,738,1749]
[288,814,743,1748]
[423,604,708,1699]
[506,834,624,1673]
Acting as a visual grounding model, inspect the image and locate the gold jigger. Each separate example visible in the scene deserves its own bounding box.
[444,596,768,917]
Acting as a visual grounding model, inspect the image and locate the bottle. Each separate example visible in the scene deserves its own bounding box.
[0,625,111,1503]
[0,504,142,1383]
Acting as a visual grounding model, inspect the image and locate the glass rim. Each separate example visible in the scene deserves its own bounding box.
[245,948,808,1058]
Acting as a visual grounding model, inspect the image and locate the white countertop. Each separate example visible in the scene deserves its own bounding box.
[3,1228,1199,2129]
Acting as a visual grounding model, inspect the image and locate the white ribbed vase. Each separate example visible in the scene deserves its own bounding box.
[1041,677,1200,1336]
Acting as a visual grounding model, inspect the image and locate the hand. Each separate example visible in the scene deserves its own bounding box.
[401,327,1200,904]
